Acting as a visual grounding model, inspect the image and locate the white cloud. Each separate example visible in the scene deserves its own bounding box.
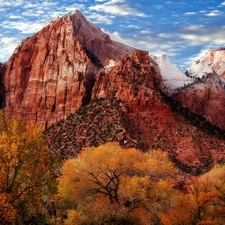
[140,30,153,34]
[1,20,44,34]
[158,33,173,38]
[89,0,147,17]
[87,12,115,24]
[9,15,24,19]
[184,12,196,15]
[218,1,225,7]
[179,25,225,46]
[205,10,223,17]
[154,5,163,10]
[0,36,21,62]
[0,0,25,7]
[127,25,140,29]
[123,32,184,62]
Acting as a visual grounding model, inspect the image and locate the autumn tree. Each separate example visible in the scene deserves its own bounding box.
[203,163,225,224]
[0,112,57,224]
[56,142,179,224]
[160,168,220,225]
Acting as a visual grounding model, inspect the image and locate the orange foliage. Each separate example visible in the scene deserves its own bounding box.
[0,112,56,223]
[57,142,179,224]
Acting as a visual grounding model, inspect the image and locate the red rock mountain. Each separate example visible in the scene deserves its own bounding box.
[2,10,225,174]
[46,49,225,175]
[3,10,134,127]
[173,49,225,130]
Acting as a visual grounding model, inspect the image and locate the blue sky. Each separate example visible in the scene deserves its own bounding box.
[0,0,225,70]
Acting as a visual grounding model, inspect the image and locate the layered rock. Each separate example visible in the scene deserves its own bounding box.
[173,49,225,130]
[173,74,225,130]
[3,10,134,127]
[189,48,225,78]
[92,50,164,112]
[0,63,6,108]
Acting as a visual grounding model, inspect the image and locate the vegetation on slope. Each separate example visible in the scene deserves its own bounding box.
[45,96,147,159]
[45,93,225,175]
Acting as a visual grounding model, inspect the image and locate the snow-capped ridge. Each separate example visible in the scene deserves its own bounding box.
[153,54,194,90]
[189,48,225,78]
[104,30,130,46]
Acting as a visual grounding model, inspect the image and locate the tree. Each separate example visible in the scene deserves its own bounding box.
[204,163,225,224]
[57,142,179,224]
[160,170,219,225]
[0,112,57,224]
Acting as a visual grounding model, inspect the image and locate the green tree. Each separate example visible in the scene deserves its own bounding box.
[0,112,57,224]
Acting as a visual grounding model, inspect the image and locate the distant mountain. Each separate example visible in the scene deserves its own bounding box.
[189,48,225,78]
[153,54,194,90]
[173,48,225,130]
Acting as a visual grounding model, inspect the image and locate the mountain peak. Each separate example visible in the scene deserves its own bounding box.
[189,48,225,78]
[153,54,194,90]
[3,10,135,127]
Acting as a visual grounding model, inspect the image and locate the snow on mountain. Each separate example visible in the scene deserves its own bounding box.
[106,31,129,45]
[189,48,225,78]
[153,54,194,90]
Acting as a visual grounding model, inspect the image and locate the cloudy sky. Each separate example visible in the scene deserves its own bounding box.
[0,0,225,70]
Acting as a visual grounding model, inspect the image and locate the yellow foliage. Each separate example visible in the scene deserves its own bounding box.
[0,112,57,223]
[64,210,88,225]
[57,142,179,224]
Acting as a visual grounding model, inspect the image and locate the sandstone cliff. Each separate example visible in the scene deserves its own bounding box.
[189,48,225,78]
[3,10,134,127]
[92,50,164,112]
[0,63,6,108]
[173,49,225,130]
[173,74,225,130]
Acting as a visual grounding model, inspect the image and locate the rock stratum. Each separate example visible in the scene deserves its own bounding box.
[173,49,225,130]
[0,63,6,107]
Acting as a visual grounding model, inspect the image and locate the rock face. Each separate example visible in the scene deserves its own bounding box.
[3,10,134,127]
[173,49,225,130]
[0,63,6,108]
[189,48,225,78]
[92,50,164,112]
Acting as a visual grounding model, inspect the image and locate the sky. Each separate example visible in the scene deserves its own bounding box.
[0,0,225,70]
